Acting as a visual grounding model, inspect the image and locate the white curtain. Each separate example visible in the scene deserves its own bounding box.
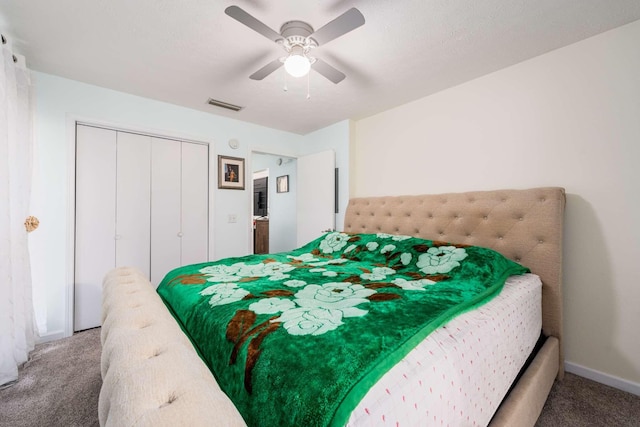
[0,37,36,387]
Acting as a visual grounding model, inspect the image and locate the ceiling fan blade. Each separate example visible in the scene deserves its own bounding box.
[225,6,283,42]
[312,59,346,84]
[310,8,365,46]
[250,59,283,80]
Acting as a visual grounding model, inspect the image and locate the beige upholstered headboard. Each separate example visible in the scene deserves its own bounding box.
[344,187,566,376]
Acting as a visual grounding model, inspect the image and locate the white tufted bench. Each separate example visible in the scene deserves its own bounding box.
[99,267,247,427]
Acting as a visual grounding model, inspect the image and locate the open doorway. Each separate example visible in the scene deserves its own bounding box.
[252,168,269,253]
[251,152,297,253]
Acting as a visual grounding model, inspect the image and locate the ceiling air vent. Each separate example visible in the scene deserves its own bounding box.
[207,98,243,112]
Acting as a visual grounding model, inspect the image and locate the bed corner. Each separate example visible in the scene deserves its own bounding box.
[343,186,566,426]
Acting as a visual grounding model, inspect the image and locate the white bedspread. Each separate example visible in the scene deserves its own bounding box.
[346,273,542,427]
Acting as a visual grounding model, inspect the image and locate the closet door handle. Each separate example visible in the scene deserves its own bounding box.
[114,234,122,240]
[177,232,183,238]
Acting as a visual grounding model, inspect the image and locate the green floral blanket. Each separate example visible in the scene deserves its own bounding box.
[157,232,528,427]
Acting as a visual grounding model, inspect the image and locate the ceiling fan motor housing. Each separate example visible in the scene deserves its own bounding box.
[279,21,317,58]
[280,20,314,39]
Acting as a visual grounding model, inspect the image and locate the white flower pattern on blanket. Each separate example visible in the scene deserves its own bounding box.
[159,232,520,406]
[200,261,294,282]
[197,236,471,337]
[198,236,469,337]
[200,283,249,307]
[174,232,490,398]
[417,246,468,274]
[247,283,376,336]
[319,232,350,253]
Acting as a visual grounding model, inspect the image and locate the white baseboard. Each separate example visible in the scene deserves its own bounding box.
[36,330,66,344]
[565,361,640,397]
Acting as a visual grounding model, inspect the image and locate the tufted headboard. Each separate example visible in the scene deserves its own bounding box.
[344,187,566,376]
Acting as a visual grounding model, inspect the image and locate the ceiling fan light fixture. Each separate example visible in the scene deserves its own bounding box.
[284,46,310,78]
[226,6,364,84]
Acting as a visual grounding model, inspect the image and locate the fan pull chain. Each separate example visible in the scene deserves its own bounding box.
[306,72,311,100]
[283,67,288,92]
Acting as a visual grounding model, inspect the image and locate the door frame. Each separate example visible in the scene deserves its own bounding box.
[64,115,214,338]
[247,146,299,255]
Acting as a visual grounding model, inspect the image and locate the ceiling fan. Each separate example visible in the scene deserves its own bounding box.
[225,6,365,84]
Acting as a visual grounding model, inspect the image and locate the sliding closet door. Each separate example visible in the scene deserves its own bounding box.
[115,132,151,277]
[181,142,209,266]
[75,125,116,331]
[150,138,181,285]
[75,127,211,329]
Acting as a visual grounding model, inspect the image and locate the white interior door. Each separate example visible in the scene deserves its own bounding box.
[74,125,116,331]
[296,150,335,246]
[115,132,151,278]
[181,142,209,266]
[150,138,181,285]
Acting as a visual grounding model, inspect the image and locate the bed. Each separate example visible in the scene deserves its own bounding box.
[99,186,565,426]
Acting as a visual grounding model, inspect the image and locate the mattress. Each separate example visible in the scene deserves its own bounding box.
[346,273,542,427]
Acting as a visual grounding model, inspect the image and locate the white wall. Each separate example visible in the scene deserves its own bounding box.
[353,20,640,387]
[31,72,302,338]
[30,72,353,339]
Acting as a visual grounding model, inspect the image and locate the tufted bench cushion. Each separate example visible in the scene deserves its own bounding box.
[99,267,247,427]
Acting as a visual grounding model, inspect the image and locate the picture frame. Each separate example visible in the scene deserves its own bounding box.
[218,155,245,190]
[276,175,289,193]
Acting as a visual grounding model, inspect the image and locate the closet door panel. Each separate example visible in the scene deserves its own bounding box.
[151,138,181,285]
[181,142,209,265]
[115,132,151,278]
[75,125,116,331]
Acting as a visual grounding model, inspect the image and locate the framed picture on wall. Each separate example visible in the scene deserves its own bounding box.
[276,175,289,193]
[218,155,245,190]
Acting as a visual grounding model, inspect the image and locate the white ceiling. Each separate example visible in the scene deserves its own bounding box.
[2,1,640,135]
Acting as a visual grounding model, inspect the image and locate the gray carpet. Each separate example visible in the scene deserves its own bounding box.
[536,372,640,427]
[1,328,639,426]
[0,328,102,427]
